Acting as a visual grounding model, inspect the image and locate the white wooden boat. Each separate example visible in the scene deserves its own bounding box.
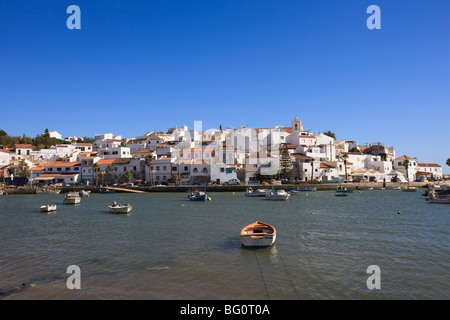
[63,192,81,204]
[109,201,133,213]
[265,189,290,200]
[40,204,57,212]
[245,188,267,197]
[240,221,276,248]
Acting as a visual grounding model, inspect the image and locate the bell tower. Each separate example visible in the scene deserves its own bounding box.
[292,116,303,132]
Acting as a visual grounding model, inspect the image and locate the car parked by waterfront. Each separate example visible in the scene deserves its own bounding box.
[225,178,240,185]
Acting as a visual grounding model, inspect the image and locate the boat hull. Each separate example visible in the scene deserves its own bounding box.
[109,205,132,213]
[40,205,57,212]
[241,234,276,248]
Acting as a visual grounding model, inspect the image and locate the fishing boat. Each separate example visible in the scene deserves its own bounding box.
[335,191,349,196]
[187,189,211,201]
[40,204,57,212]
[240,221,276,248]
[427,190,450,204]
[109,201,133,213]
[336,187,353,195]
[245,187,267,197]
[79,190,90,197]
[63,192,81,204]
[265,189,290,200]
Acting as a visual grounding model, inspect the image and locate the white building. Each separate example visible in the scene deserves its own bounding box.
[393,155,418,181]
[417,163,443,180]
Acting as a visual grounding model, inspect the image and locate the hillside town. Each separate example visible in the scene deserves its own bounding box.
[0,117,445,187]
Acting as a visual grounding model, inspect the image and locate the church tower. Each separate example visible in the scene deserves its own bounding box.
[292,116,303,132]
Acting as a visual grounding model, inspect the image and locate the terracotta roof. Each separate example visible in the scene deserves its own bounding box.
[395,155,415,160]
[418,163,441,168]
[37,173,78,178]
[97,158,131,165]
[290,153,310,159]
[15,144,32,148]
[97,159,115,165]
[45,161,81,167]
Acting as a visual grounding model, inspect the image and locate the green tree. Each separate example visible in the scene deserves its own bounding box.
[446,158,450,167]
[323,131,336,139]
[123,170,133,183]
[17,160,30,178]
[279,149,292,180]
[145,155,154,185]
[341,154,349,181]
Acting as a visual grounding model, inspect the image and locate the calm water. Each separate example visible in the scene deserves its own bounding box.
[0,189,448,300]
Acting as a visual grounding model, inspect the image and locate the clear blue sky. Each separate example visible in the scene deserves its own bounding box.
[0,0,449,171]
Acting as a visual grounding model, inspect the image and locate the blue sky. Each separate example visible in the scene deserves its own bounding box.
[0,0,449,171]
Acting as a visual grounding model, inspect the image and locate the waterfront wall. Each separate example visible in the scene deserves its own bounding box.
[2,181,444,194]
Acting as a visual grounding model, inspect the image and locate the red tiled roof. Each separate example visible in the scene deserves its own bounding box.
[15,144,32,148]
[395,155,415,160]
[418,163,441,168]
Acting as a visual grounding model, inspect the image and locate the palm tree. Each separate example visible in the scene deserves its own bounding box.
[145,155,154,185]
[402,159,410,181]
[310,158,315,182]
[342,154,348,181]
[92,162,99,186]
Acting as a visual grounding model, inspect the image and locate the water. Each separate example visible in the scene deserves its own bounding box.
[0,190,448,300]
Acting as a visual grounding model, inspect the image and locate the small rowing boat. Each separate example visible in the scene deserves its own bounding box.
[240,221,276,248]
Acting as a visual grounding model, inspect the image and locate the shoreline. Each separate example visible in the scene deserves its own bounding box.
[2,181,446,194]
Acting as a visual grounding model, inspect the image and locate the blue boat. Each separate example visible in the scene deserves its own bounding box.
[187,189,210,201]
[99,188,115,194]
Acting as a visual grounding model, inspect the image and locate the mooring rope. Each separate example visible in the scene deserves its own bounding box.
[253,249,270,300]
[277,250,300,299]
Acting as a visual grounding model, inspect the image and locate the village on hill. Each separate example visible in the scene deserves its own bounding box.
[0,117,445,187]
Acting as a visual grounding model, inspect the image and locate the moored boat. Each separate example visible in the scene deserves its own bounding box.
[99,188,115,194]
[245,187,267,197]
[36,188,61,194]
[427,190,450,204]
[63,192,81,204]
[402,187,417,192]
[187,189,211,201]
[109,201,133,213]
[79,190,90,197]
[297,187,317,192]
[265,189,290,200]
[240,221,276,248]
[40,204,57,212]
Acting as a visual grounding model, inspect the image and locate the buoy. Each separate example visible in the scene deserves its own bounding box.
[232,192,235,195]
[181,204,184,207]
[311,212,315,215]
[397,211,401,214]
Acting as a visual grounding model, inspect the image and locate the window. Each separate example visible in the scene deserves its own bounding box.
[66,168,70,171]
[124,167,127,171]
[156,166,160,171]
[193,167,198,173]
[163,166,167,171]
[220,168,225,173]
[74,167,79,171]
[57,168,62,171]
[184,166,188,171]
[172,167,177,171]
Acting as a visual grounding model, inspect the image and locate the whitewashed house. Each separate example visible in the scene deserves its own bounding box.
[417,163,443,180]
[393,155,418,181]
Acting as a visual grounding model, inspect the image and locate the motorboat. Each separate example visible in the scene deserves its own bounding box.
[240,221,276,248]
[245,187,267,197]
[187,189,211,201]
[109,201,133,213]
[40,204,57,212]
[427,190,450,204]
[79,190,90,197]
[335,191,349,196]
[356,186,373,191]
[265,189,290,200]
[63,192,81,204]
[402,187,417,192]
